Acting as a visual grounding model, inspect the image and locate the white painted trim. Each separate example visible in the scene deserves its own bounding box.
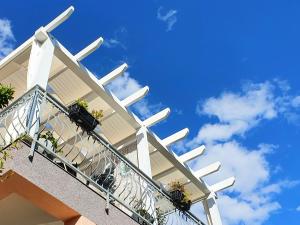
[142,108,170,128]
[211,177,235,193]
[161,128,189,147]
[99,63,128,86]
[44,6,75,32]
[178,145,205,163]
[193,162,221,178]
[203,193,223,225]
[121,86,149,107]
[74,37,104,61]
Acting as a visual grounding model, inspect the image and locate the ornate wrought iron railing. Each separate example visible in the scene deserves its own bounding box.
[0,85,205,225]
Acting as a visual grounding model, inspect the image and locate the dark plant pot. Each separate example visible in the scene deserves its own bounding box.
[177,200,192,211]
[68,103,99,132]
[133,209,155,225]
[43,151,55,161]
[57,162,78,177]
[170,190,191,212]
[170,190,184,204]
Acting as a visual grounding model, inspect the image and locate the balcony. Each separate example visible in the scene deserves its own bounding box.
[0,85,205,225]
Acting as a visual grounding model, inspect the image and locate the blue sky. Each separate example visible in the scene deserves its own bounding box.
[0,1,300,225]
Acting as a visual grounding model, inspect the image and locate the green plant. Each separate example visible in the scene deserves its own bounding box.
[91,109,104,121]
[156,207,166,225]
[40,131,62,153]
[0,84,15,109]
[76,98,88,110]
[0,137,22,174]
[169,181,191,205]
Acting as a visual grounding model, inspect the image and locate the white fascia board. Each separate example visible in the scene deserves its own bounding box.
[193,162,221,178]
[142,108,170,128]
[99,63,128,86]
[44,6,75,32]
[121,86,149,107]
[147,130,211,195]
[161,128,189,147]
[53,39,142,129]
[0,37,34,72]
[210,177,235,193]
[178,145,205,163]
[74,37,104,61]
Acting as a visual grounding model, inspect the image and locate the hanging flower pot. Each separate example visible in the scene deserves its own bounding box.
[68,101,99,132]
[168,181,192,212]
[68,99,103,133]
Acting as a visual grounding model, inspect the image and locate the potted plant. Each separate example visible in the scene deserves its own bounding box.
[168,181,192,212]
[68,99,103,132]
[39,131,61,160]
[156,207,166,225]
[0,83,15,109]
[39,131,77,176]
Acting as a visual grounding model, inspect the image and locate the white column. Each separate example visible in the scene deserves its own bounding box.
[27,28,55,90]
[136,126,152,177]
[203,193,223,225]
[136,126,156,223]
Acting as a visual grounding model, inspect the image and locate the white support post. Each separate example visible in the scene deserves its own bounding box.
[161,128,189,147]
[121,86,149,107]
[136,126,152,177]
[27,28,55,90]
[136,126,156,220]
[203,193,223,225]
[142,108,170,128]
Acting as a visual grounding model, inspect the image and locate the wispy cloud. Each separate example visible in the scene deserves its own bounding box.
[107,71,163,119]
[103,38,126,50]
[177,80,300,225]
[296,206,300,211]
[103,27,127,50]
[157,7,178,32]
[0,18,15,59]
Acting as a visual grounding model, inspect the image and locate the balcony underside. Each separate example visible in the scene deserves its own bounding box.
[0,143,138,225]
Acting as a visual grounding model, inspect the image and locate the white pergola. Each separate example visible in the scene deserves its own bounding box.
[0,7,235,225]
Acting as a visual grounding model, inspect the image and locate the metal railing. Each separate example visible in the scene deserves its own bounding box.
[0,85,205,225]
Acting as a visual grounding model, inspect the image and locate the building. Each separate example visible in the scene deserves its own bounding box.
[0,6,235,225]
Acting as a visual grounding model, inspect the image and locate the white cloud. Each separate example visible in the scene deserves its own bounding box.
[181,80,300,225]
[103,27,127,50]
[107,71,163,119]
[0,18,15,59]
[296,206,300,211]
[157,7,178,32]
[103,38,126,50]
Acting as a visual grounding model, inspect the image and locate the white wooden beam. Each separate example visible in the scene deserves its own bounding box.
[121,86,149,107]
[99,63,128,85]
[74,37,104,61]
[142,108,170,128]
[193,162,221,178]
[161,128,189,147]
[178,145,205,163]
[203,192,223,225]
[211,177,235,193]
[44,6,75,32]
